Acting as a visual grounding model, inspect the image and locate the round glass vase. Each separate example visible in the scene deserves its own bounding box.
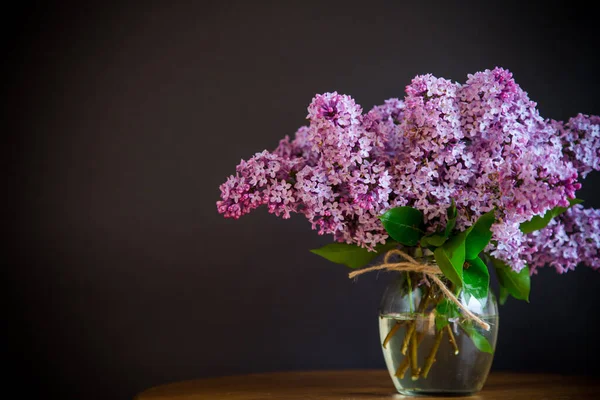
[378,270,499,396]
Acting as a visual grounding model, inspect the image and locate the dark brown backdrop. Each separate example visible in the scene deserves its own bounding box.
[6,2,600,399]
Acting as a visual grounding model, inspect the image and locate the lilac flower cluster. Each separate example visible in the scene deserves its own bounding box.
[558,114,600,178]
[217,67,600,272]
[524,205,600,273]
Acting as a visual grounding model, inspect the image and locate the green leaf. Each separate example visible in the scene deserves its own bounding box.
[436,298,461,316]
[379,207,425,247]
[520,198,584,234]
[374,241,399,254]
[435,316,448,331]
[461,323,494,354]
[420,233,447,248]
[433,231,466,289]
[465,210,495,260]
[310,241,398,269]
[463,256,490,303]
[435,299,460,331]
[491,257,530,302]
[445,199,457,238]
[499,286,509,305]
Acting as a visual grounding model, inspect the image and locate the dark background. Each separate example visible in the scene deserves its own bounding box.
[6,1,600,399]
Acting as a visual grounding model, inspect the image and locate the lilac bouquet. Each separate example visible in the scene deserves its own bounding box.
[218,67,599,275]
[217,67,600,387]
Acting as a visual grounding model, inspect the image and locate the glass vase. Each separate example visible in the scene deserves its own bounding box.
[378,269,499,396]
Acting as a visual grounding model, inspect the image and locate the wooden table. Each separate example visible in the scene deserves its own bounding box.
[135,370,600,399]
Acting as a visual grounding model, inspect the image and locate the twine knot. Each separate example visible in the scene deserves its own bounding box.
[349,249,490,331]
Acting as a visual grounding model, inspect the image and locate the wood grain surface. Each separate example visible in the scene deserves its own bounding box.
[135,370,600,399]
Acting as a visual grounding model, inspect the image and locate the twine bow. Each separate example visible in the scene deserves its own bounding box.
[349,249,491,331]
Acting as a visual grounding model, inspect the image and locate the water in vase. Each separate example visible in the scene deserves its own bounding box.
[379,313,499,396]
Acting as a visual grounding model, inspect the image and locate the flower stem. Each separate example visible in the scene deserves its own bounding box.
[383,321,405,349]
[407,272,414,313]
[401,323,416,355]
[422,328,445,378]
[401,283,432,355]
[410,332,419,380]
[446,324,459,355]
[395,331,425,379]
[395,353,410,379]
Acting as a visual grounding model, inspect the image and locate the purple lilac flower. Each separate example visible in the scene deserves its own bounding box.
[216,151,301,219]
[559,114,600,178]
[217,67,600,272]
[524,205,600,273]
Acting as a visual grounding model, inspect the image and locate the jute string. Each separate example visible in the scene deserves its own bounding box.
[349,249,491,331]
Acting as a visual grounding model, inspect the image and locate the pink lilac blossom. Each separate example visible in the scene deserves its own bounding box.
[217,67,600,272]
[558,114,600,178]
[523,205,600,273]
